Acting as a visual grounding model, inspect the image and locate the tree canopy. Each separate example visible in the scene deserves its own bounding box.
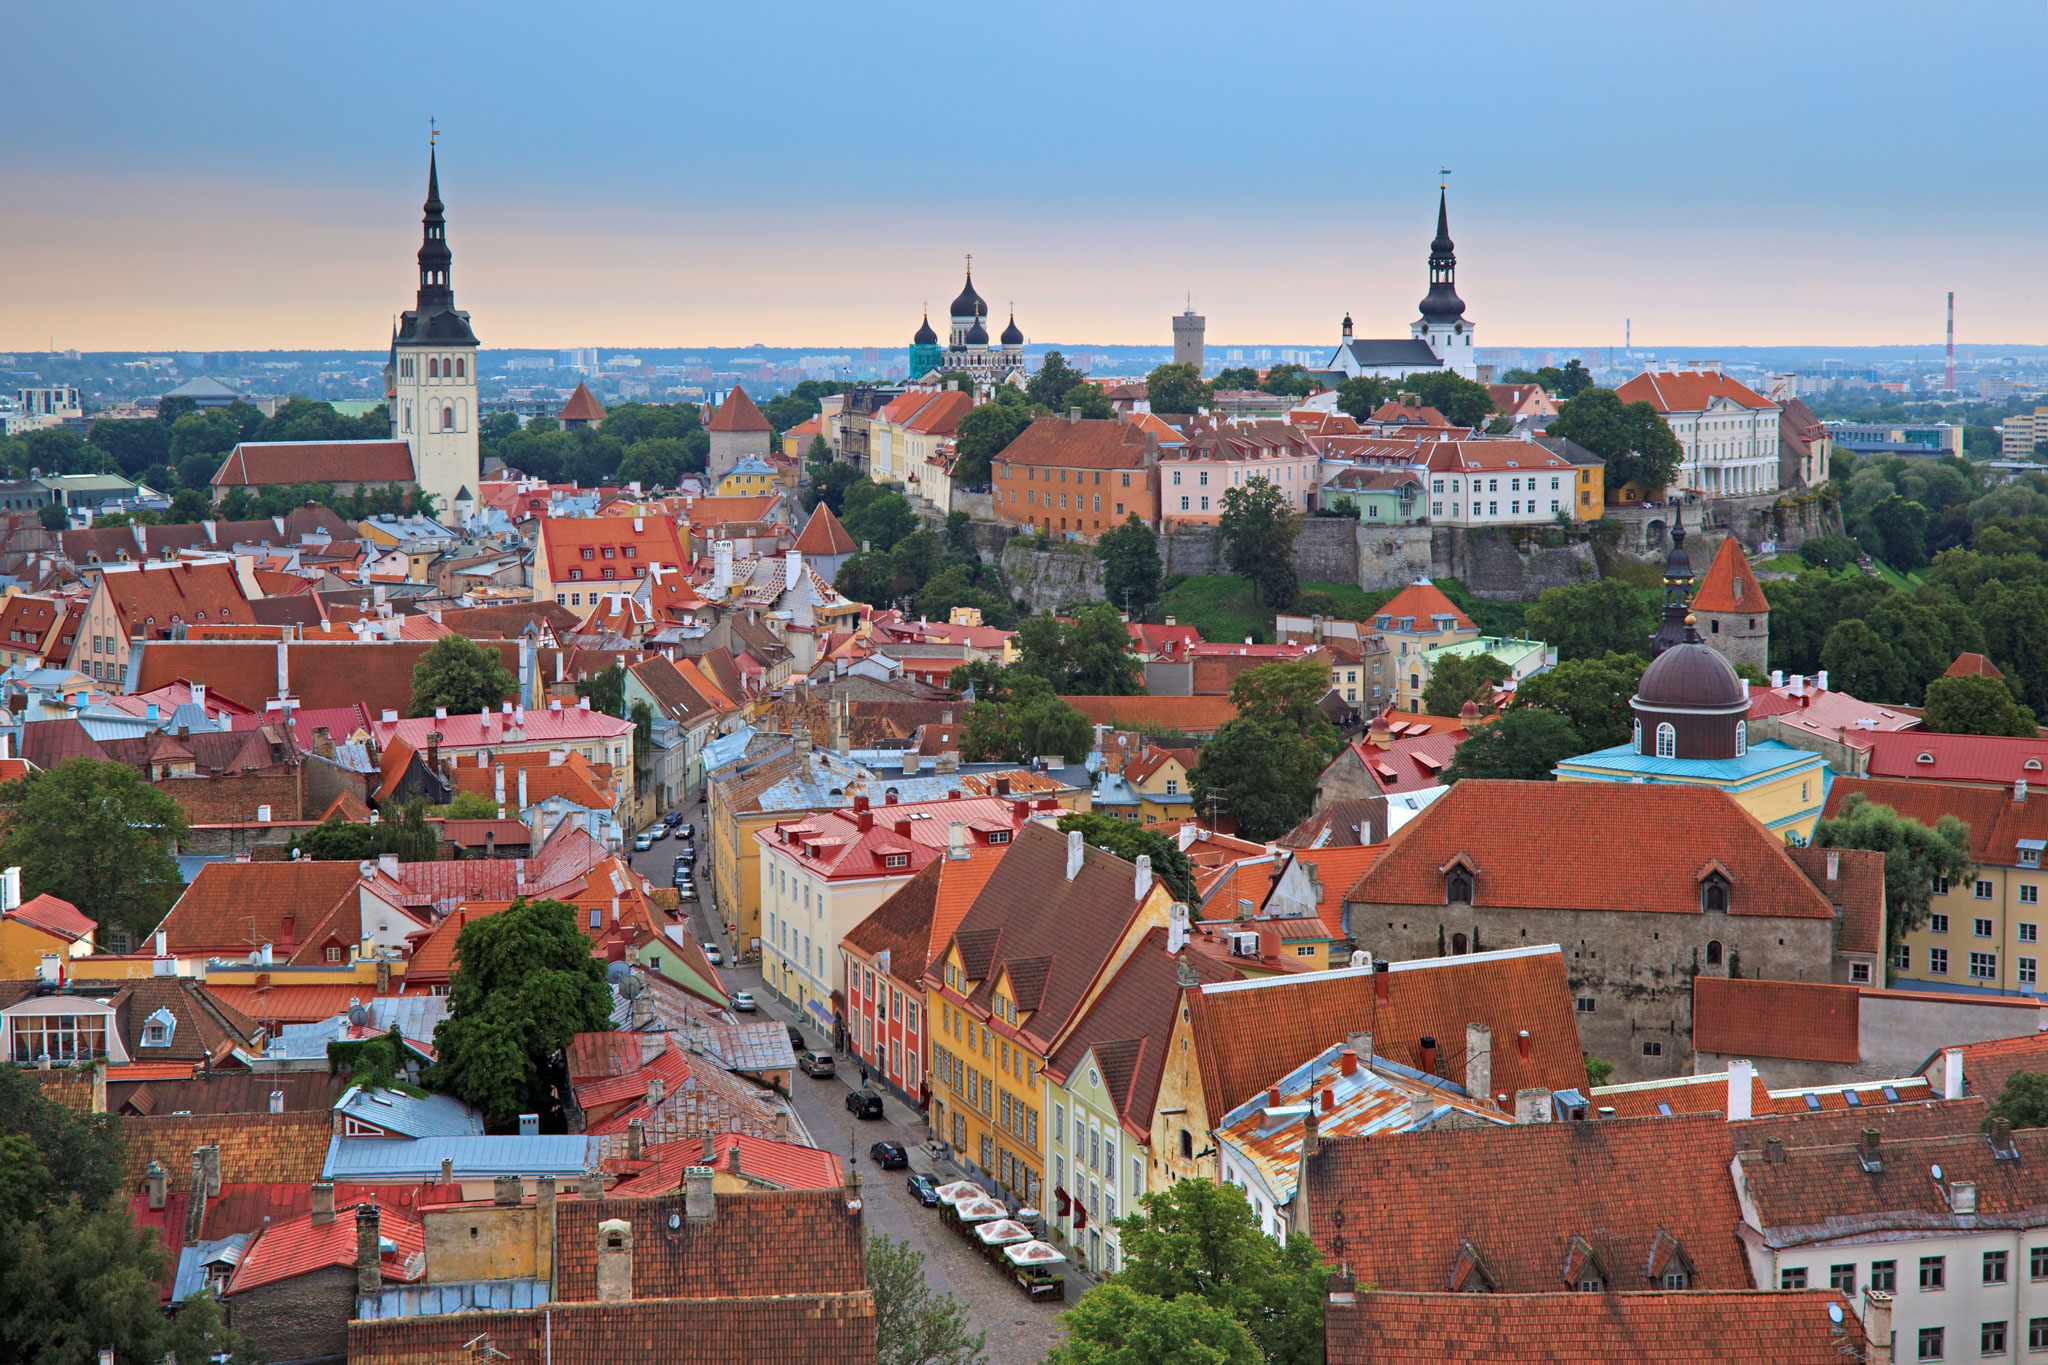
[409,634,519,718]
[1014,605,1145,695]
[1190,662,1343,841]
[1811,793,1975,975]
[951,399,1032,487]
[1546,387,1683,493]
[1027,352,1089,410]
[1144,363,1212,416]
[1921,673,2038,736]
[1334,376,1394,422]
[1057,811,1199,904]
[1524,579,1655,662]
[1097,514,1164,621]
[1440,707,1582,784]
[868,1231,987,1365]
[0,759,187,949]
[1986,1073,2048,1132]
[427,897,615,1128]
[1398,370,1495,429]
[1509,653,1647,751]
[1216,476,1298,610]
[1421,651,1511,719]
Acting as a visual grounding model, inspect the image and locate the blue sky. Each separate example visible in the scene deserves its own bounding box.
[6,1,2045,350]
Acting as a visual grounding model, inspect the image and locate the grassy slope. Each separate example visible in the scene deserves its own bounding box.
[1158,577,1395,644]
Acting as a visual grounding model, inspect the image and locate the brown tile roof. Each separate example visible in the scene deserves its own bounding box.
[434,601,584,637]
[1278,798,1390,849]
[1740,1126,2048,1244]
[120,1110,334,1191]
[109,1070,348,1119]
[1946,651,2005,680]
[792,501,858,556]
[1931,1032,2048,1101]
[100,561,254,637]
[212,439,417,487]
[1060,694,1238,736]
[629,655,733,726]
[554,1188,865,1302]
[131,638,522,713]
[1325,1290,1862,1365]
[706,386,772,433]
[1692,976,1860,1063]
[1303,1113,1749,1291]
[998,415,1156,470]
[843,845,1008,993]
[1348,781,1838,920]
[1690,536,1769,614]
[1731,1095,1988,1150]
[348,1292,877,1365]
[1782,844,1885,954]
[558,382,607,423]
[154,860,369,957]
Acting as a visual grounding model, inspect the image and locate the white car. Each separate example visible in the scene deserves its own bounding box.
[702,942,724,965]
[730,991,756,1012]
[633,834,652,851]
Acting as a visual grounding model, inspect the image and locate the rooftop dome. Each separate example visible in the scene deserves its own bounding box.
[1000,310,1023,346]
[964,317,989,346]
[912,312,938,345]
[1635,636,1746,712]
[950,268,985,321]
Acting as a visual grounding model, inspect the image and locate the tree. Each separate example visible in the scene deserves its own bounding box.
[868,1232,987,1365]
[616,437,692,490]
[1014,693,1093,763]
[1524,580,1655,662]
[0,1063,123,1210]
[1399,370,1495,429]
[804,459,861,514]
[428,897,614,1128]
[841,483,920,554]
[1047,1283,1260,1365]
[1858,493,1929,569]
[576,661,628,719]
[1108,1177,1326,1365]
[35,502,63,530]
[409,634,518,718]
[1554,358,1595,398]
[1440,707,1582,784]
[1027,351,1088,410]
[1986,1073,2048,1132]
[442,790,502,819]
[951,401,1031,487]
[1014,606,1145,695]
[1922,674,2038,737]
[0,759,186,949]
[1818,619,1907,703]
[1058,382,1116,420]
[1216,477,1298,610]
[1546,387,1684,494]
[1213,367,1260,389]
[1335,376,1394,422]
[1233,660,1342,752]
[1510,652,1647,751]
[1259,364,1318,397]
[165,487,212,523]
[1097,514,1163,620]
[1811,793,1974,973]
[1421,651,1511,719]
[1144,362,1211,416]
[1056,812,1199,904]
[1191,718,1324,841]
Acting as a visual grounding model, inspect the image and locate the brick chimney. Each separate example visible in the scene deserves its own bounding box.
[1864,1289,1894,1364]
[493,1175,522,1205]
[1514,1088,1553,1124]
[356,1204,383,1297]
[595,1217,633,1302]
[685,1164,716,1222]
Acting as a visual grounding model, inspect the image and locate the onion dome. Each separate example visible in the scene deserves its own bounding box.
[950,265,985,320]
[965,316,989,346]
[1000,309,1023,346]
[913,311,938,345]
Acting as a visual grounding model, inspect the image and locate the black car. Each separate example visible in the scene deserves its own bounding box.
[786,1024,807,1052]
[906,1172,940,1206]
[869,1140,908,1169]
[663,810,684,827]
[846,1090,884,1120]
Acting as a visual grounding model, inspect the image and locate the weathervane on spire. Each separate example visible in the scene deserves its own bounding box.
[1438,165,1451,186]
[430,117,438,147]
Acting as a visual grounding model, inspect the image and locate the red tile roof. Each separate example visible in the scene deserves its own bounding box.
[1614,369,1778,414]
[6,892,93,941]
[1420,441,1573,474]
[559,382,607,423]
[792,502,858,556]
[1690,536,1769,614]
[131,639,524,714]
[1739,1125,2048,1241]
[1369,401,1449,426]
[1325,1290,1861,1364]
[1061,694,1237,736]
[1369,581,1475,632]
[1822,777,2048,866]
[155,860,371,958]
[1348,781,1838,920]
[554,1188,864,1302]
[227,1204,424,1294]
[1863,731,2048,787]
[212,440,416,487]
[706,386,772,433]
[608,1133,843,1196]
[1946,651,2005,680]
[349,1292,877,1365]
[997,415,1155,470]
[1693,976,1860,1063]
[1783,844,1886,955]
[206,982,383,1025]
[538,514,688,587]
[99,561,253,637]
[1304,1113,1749,1291]
[1930,1031,2048,1101]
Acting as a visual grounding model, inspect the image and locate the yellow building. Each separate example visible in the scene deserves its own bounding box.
[926,824,1171,1205]
[716,458,778,498]
[1368,581,1482,712]
[1092,740,1197,825]
[0,887,94,979]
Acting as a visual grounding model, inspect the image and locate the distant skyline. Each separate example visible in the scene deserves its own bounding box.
[6,2,2044,353]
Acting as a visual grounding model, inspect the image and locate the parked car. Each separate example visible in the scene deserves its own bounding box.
[798,1050,835,1077]
[869,1141,908,1169]
[701,941,723,966]
[906,1172,940,1206]
[676,823,695,840]
[632,834,652,851]
[846,1090,884,1120]
[663,810,684,827]
[731,991,756,1013]
[785,1024,808,1051]
[676,846,696,863]
[671,869,691,890]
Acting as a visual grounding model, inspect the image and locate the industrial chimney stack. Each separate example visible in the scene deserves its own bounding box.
[1946,292,1956,394]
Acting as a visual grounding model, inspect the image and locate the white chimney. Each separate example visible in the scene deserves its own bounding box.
[1727,1059,1754,1121]
[1066,829,1084,881]
[1815,669,1829,692]
[1167,901,1190,955]
[947,821,966,860]
[155,930,168,958]
[1944,1046,1965,1100]
[518,769,529,810]
[0,866,18,913]
[1134,854,1152,899]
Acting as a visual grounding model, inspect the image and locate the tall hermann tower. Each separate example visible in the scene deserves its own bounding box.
[387,146,479,523]
[1173,300,1205,372]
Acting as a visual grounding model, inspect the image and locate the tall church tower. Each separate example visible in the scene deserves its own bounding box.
[387,147,479,523]
[1411,188,1476,379]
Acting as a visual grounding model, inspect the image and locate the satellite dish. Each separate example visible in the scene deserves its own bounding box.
[1932,1164,1944,1181]
[1828,1303,1844,1325]
[667,1212,681,1230]
[619,974,644,1000]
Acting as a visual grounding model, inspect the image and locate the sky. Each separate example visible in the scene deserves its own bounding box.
[5,1,2046,353]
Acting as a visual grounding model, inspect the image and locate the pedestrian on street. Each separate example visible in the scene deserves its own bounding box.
[860,1064,869,1086]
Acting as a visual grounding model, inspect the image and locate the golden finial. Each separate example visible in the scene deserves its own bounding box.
[430,117,438,148]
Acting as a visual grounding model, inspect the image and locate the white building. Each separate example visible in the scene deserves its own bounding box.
[1421,440,1579,525]
[1325,190,1477,382]
[1615,367,1781,496]
[384,149,481,522]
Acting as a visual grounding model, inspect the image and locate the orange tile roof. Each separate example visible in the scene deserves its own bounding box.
[1690,536,1769,614]
[1278,844,1386,938]
[349,1293,877,1365]
[6,892,93,941]
[1693,976,1860,1063]
[1061,694,1238,736]
[555,1188,864,1302]
[1420,441,1574,474]
[213,440,416,487]
[608,1132,843,1196]
[997,415,1156,470]
[1945,651,2005,680]
[1614,369,1777,414]
[1783,845,1885,955]
[0,594,60,650]
[678,493,782,528]
[793,501,858,556]
[538,514,688,586]
[901,389,973,436]
[706,386,772,432]
[1931,1030,2048,1100]
[206,982,383,1024]
[1348,781,1837,919]
[155,861,369,958]
[100,561,253,636]
[1369,581,1475,632]
[121,1111,335,1190]
[228,1203,424,1294]
[559,382,606,423]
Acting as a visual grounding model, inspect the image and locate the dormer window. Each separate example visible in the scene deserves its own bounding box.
[1446,868,1474,905]
[1734,721,1747,757]
[140,1007,176,1048]
[582,548,595,560]
[987,830,1009,845]
[884,853,908,869]
[1701,877,1729,914]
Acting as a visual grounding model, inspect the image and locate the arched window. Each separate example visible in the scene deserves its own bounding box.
[1706,940,1723,967]
[429,357,439,378]
[455,357,465,378]
[1447,870,1473,905]
[1632,718,1643,754]
[1702,881,1728,914]
[1451,932,1468,955]
[443,405,455,431]
[1734,721,1747,757]
[1656,723,1676,759]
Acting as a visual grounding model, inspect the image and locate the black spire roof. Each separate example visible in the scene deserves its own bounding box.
[396,148,478,349]
[912,310,938,345]
[999,309,1023,346]
[950,263,986,322]
[1416,187,1466,324]
[1649,503,1696,657]
[964,315,989,346]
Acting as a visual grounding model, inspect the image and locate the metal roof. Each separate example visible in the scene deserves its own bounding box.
[356,1278,550,1319]
[335,1084,485,1139]
[322,1135,597,1180]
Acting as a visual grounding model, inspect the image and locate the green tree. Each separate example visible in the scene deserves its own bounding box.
[804,459,861,515]
[1554,358,1594,398]
[442,790,502,819]
[0,1064,124,1210]
[1546,387,1684,494]
[1440,707,1582,784]
[1027,351,1089,410]
[1399,370,1495,429]
[427,897,614,1128]
[1811,793,1975,974]
[0,759,186,950]
[1191,718,1323,841]
[576,661,628,719]
[1213,367,1260,389]
[36,502,64,530]
[1922,674,2038,737]
[1056,811,1199,904]
[1857,493,1930,569]
[1057,382,1116,420]
[1097,514,1163,620]
[1977,583,2048,715]
[1819,619,1908,703]
[1259,364,1318,398]
[616,437,693,490]
[1216,476,1298,609]
[1510,652,1647,750]
[841,483,920,553]
[1048,1283,1259,1365]
[1986,1073,2048,1132]
[1233,659,1342,748]
[951,401,1032,486]
[869,1232,988,1365]
[1334,376,1394,422]
[1109,1177,1327,1365]
[1145,362,1212,416]
[1014,693,1093,763]
[938,371,976,397]
[1421,651,1511,718]
[165,487,212,523]
[87,415,171,475]
[1524,579,1655,662]
[408,634,518,718]
[1014,606,1145,695]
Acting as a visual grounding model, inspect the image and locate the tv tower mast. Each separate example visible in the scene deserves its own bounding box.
[1945,292,1955,393]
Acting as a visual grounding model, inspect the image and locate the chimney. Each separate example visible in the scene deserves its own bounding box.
[1134,853,1152,899]
[1406,1090,1432,1127]
[1347,1029,1373,1064]
[1514,1088,1553,1124]
[494,1174,523,1205]
[595,1218,634,1302]
[356,1204,383,1297]
[1943,1046,1965,1100]
[1302,1106,1321,1159]
[200,1145,221,1197]
[1728,1059,1754,1121]
[627,1116,646,1161]
[1167,901,1190,954]
[1066,829,1084,881]
[146,1161,167,1210]
[1864,1290,1894,1365]
[948,821,966,860]
[1373,960,1389,1004]
[1859,1127,1883,1172]
[519,768,528,810]
[727,1144,743,1179]
[269,1089,284,1114]
[1826,850,1840,880]
[1764,1137,1786,1163]
[441,1157,454,1185]
[376,958,392,994]
[685,1164,716,1222]
[647,1075,666,1106]
[1418,1036,1437,1076]
[1339,1047,1358,1077]
[311,1180,335,1225]
[1465,1023,1491,1110]
[1068,407,1081,424]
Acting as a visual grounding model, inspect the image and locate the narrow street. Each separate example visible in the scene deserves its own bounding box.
[627,801,1071,1365]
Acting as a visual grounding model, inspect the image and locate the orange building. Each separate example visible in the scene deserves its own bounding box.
[991,416,1161,540]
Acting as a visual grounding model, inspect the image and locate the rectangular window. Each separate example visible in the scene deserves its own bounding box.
[1873,1260,1897,1292]
[1896,944,1912,971]
[2026,888,2040,907]
[1978,880,1996,900]
[1830,1264,1857,1294]
[1922,1255,1946,1290]
[2033,1247,2048,1281]
[2030,1318,2048,1352]
[1918,1327,1943,1361]
[1852,963,1872,983]
[1988,1251,2011,1284]
[1984,1323,2008,1357]
[1642,1041,1662,1056]
[1576,997,1595,1013]
[1971,952,1997,980]
[1932,913,1950,934]
[1930,947,1949,975]
[1977,917,1996,938]
[1780,1267,1807,1289]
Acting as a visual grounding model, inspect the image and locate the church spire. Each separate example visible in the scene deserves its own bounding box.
[1649,503,1697,656]
[1417,186,1465,324]
[416,147,454,312]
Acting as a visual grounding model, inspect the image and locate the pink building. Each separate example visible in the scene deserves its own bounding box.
[1159,420,1321,525]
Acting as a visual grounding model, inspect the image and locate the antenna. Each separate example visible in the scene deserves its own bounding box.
[1946,292,1956,393]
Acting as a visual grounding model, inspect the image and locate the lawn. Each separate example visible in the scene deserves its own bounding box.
[1158,576,1396,644]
